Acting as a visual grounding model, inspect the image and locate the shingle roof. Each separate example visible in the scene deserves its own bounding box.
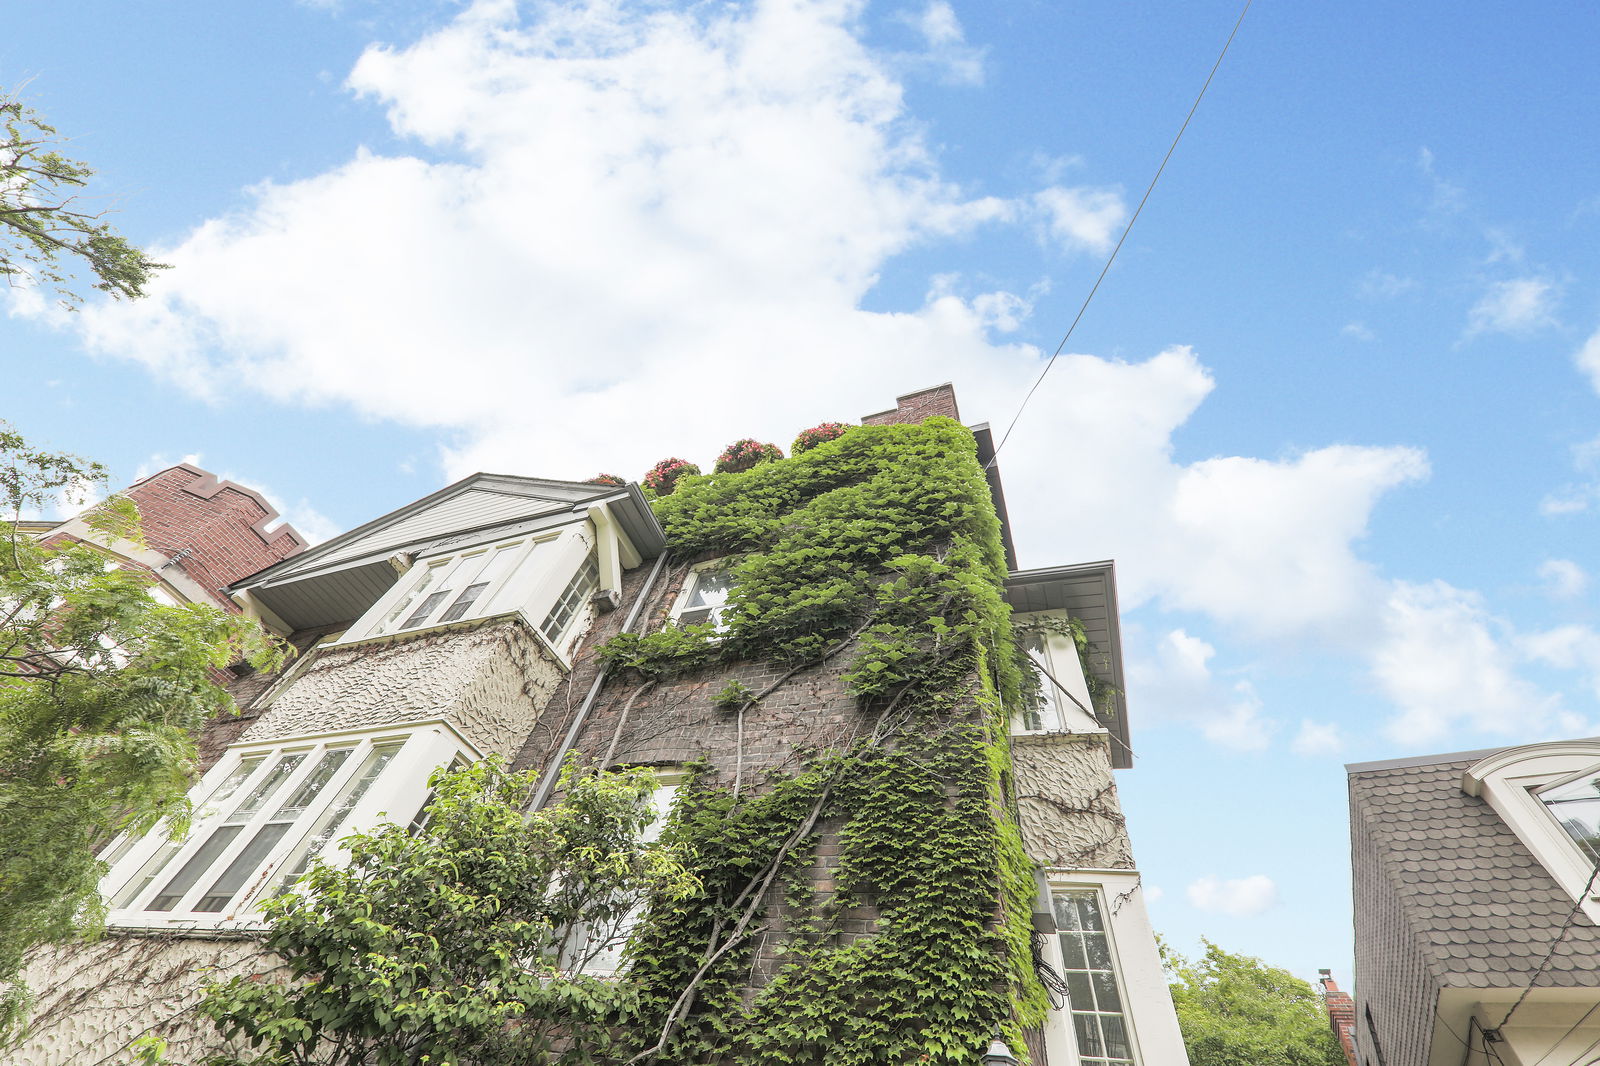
[1350,757,1600,988]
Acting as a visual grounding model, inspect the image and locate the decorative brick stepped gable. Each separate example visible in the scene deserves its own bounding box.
[124,464,309,609]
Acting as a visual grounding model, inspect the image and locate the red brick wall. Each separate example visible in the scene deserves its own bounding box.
[124,465,309,610]
[859,383,961,426]
[1320,974,1359,1066]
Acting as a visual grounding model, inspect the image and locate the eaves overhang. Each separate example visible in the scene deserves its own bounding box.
[1005,561,1131,769]
[227,473,666,632]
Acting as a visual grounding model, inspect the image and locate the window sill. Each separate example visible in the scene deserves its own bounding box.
[326,611,578,672]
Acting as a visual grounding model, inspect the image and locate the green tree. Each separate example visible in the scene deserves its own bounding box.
[0,428,283,1040]
[1165,940,1347,1066]
[202,757,697,1066]
[2,87,167,308]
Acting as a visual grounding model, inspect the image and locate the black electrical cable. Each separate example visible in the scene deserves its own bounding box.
[1496,855,1600,1033]
[986,0,1253,470]
[1529,999,1600,1066]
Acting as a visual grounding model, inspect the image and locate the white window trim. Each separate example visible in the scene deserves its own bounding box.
[666,562,736,635]
[101,720,480,932]
[1464,740,1600,922]
[1039,870,1189,1066]
[564,767,688,978]
[1013,612,1101,737]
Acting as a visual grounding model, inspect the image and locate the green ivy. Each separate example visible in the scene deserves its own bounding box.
[602,419,1047,1064]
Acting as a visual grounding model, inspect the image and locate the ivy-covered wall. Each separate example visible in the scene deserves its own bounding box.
[523,419,1051,1065]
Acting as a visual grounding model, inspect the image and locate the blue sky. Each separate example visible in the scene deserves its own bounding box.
[7,0,1600,986]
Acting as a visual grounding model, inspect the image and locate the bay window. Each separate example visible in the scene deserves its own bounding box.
[103,724,474,926]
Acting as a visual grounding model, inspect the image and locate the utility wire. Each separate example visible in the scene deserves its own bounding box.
[1495,856,1600,1033]
[1529,999,1600,1066]
[987,0,1253,470]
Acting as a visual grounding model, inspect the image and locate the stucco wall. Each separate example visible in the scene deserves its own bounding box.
[1012,732,1134,871]
[13,935,275,1066]
[243,618,564,757]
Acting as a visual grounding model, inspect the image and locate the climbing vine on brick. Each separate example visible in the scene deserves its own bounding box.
[601,419,1048,1065]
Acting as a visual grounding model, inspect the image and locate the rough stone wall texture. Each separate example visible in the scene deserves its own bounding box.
[243,618,565,757]
[123,464,309,609]
[13,935,276,1066]
[195,623,350,773]
[1012,733,1134,871]
[859,383,961,426]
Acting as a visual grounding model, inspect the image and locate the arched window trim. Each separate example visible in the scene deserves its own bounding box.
[1463,740,1600,922]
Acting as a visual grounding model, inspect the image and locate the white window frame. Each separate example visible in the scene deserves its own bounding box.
[667,563,737,635]
[101,721,479,931]
[1464,740,1600,922]
[359,535,548,640]
[1012,612,1100,736]
[1037,872,1187,1066]
[539,550,600,655]
[562,768,687,978]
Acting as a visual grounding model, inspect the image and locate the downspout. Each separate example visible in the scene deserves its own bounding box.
[529,549,671,811]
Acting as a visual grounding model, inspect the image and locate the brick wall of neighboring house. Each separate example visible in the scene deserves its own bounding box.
[1320,972,1359,1066]
[123,464,309,609]
[859,383,961,426]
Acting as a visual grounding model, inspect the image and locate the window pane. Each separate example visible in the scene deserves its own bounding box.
[1092,970,1123,1012]
[198,756,265,820]
[1074,1013,1104,1057]
[402,590,450,630]
[149,826,242,910]
[112,840,184,909]
[1542,773,1600,862]
[685,570,732,609]
[271,743,402,896]
[229,753,306,823]
[377,565,443,635]
[541,555,599,644]
[1055,889,1136,1065]
[1101,1015,1132,1059]
[195,823,291,911]
[273,748,353,820]
[440,582,489,623]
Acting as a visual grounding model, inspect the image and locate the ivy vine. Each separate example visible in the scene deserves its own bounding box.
[600,419,1048,1065]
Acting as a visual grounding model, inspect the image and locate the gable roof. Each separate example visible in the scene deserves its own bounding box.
[1349,754,1600,989]
[228,473,664,630]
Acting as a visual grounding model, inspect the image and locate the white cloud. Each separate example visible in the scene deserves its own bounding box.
[1465,277,1559,337]
[1142,884,1164,904]
[1341,321,1375,342]
[1291,719,1343,756]
[1033,185,1125,255]
[1187,874,1279,917]
[1574,328,1600,396]
[41,0,1426,642]
[1539,558,1588,599]
[1376,580,1570,744]
[1127,628,1272,751]
[903,1,985,85]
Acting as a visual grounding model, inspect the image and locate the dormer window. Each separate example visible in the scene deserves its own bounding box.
[671,566,735,633]
[1536,767,1600,863]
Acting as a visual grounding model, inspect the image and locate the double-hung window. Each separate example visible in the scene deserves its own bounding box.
[1054,888,1137,1066]
[671,566,735,634]
[373,539,531,637]
[1019,629,1065,732]
[104,728,463,924]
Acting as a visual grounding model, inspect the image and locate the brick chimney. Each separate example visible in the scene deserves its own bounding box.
[1319,970,1358,1066]
[860,384,961,426]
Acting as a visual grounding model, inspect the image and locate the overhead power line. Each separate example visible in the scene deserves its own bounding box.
[987,0,1254,469]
